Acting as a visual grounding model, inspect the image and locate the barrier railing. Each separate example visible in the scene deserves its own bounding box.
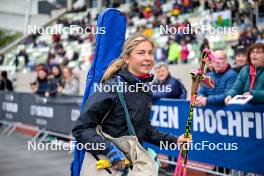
[146,98,264,175]
[0,92,81,135]
[0,92,263,175]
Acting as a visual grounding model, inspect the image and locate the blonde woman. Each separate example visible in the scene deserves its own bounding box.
[72,33,190,175]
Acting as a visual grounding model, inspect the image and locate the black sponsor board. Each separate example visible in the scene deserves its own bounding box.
[0,92,21,122]
[19,93,82,135]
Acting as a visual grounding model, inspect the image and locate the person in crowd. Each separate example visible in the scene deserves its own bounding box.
[52,33,61,43]
[0,71,13,91]
[152,62,187,100]
[251,27,260,42]
[180,39,189,64]
[225,43,264,105]
[46,49,56,66]
[200,38,210,53]
[154,45,167,62]
[71,0,86,12]
[256,33,264,43]
[54,42,65,57]
[47,64,62,96]
[196,50,237,106]
[50,64,62,83]
[205,60,214,73]
[16,49,29,67]
[238,29,255,47]
[37,40,48,48]
[58,67,79,95]
[23,34,37,46]
[233,46,248,73]
[0,54,4,65]
[167,40,181,64]
[72,33,191,173]
[31,66,49,96]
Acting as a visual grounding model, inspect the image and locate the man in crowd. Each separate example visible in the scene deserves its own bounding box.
[152,62,187,100]
[195,50,237,106]
[167,40,181,64]
[0,71,13,91]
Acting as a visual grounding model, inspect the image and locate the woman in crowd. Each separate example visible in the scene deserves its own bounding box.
[31,66,49,96]
[233,46,248,73]
[58,67,79,95]
[180,39,189,64]
[48,64,62,96]
[225,43,264,104]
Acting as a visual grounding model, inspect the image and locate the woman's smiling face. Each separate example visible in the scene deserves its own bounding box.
[124,41,154,75]
[250,48,264,67]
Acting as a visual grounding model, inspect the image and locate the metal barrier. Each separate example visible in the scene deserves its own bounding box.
[0,120,13,135]
[0,92,263,175]
[0,119,260,176]
[158,159,259,176]
[159,159,229,176]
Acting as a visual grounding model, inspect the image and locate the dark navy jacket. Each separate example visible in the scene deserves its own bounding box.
[198,66,238,105]
[72,68,178,155]
[36,78,49,96]
[152,74,187,100]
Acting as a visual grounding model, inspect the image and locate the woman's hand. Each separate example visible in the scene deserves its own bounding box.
[57,86,63,93]
[243,92,251,96]
[107,142,126,171]
[31,83,38,93]
[177,134,192,145]
[225,95,232,105]
[45,91,49,97]
[112,160,125,170]
[195,96,207,106]
[195,96,202,106]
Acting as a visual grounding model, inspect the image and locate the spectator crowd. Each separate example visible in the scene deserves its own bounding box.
[0,0,263,101]
[30,64,79,97]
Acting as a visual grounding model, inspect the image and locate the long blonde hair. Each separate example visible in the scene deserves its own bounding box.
[101,33,154,83]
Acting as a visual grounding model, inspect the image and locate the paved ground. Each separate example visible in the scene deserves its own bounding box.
[0,128,72,176]
[0,126,206,176]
